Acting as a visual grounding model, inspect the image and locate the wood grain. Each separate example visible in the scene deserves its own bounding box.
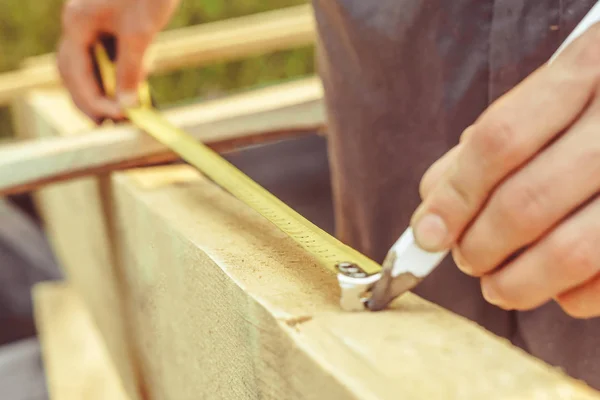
[19,71,600,400]
[65,163,600,399]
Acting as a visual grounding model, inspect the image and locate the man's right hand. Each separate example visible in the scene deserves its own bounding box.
[57,0,180,122]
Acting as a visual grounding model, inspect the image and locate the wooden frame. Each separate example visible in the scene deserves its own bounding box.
[1,77,324,196]
[0,3,320,197]
[18,87,600,399]
[2,4,599,400]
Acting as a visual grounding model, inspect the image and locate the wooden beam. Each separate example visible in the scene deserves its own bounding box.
[42,164,600,399]
[145,4,316,74]
[0,4,316,106]
[0,77,325,197]
[0,63,58,107]
[20,90,600,399]
[33,282,130,400]
[13,89,143,400]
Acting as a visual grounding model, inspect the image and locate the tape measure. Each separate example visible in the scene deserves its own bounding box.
[92,36,383,307]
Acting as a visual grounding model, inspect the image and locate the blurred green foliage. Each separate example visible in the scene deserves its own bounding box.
[0,0,315,137]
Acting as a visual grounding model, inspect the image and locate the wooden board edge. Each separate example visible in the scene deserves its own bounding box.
[2,77,324,196]
[32,282,131,400]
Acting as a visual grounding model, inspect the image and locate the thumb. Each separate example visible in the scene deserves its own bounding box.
[115,33,151,107]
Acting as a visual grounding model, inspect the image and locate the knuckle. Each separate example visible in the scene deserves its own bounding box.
[572,24,600,68]
[482,279,523,310]
[557,296,592,319]
[453,246,479,276]
[548,232,599,281]
[492,284,514,307]
[441,178,471,216]
[120,30,148,44]
[120,23,155,45]
[469,115,520,162]
[61,1,86,27]
[442,167,477,214]
[492,181,546,233]
[419,146,461,201]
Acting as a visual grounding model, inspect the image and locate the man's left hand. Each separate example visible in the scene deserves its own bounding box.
[413,24,600,319]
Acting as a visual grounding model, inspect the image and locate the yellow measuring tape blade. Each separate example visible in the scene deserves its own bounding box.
[94,43,382,277]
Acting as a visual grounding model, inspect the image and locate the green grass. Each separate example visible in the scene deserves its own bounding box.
[0,0,315,137]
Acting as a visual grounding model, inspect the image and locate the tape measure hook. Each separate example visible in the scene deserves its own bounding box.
[335,262,368,278]
[336,262,381,312]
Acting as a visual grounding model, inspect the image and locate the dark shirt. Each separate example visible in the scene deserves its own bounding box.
[312,0,600,389]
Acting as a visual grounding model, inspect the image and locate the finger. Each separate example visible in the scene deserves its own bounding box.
[419,127,474,200]
[58,2,122,121]
[58,38,123,122]
[478,194,600,311]
[410,24,600,252]
[419,144,462,200]
[556,273,600,319]
[115,31,152,107]
[457,92,600,276]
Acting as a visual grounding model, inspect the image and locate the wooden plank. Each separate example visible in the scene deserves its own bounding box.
[0,77,325,197]
[13,91,144,400]
[0,63,59,107]
[20,91,600,399]
[33,282,131,400]
[0,4,316,106]
[145,4,316,74]
[45,163,600,399]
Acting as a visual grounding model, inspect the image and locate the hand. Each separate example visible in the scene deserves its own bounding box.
[412,24,600,319]
[57,0,180,122]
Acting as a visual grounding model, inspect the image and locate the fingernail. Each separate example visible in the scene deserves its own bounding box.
[481,282,501,306]
[413,214,448,251]
[118,91,139,108]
